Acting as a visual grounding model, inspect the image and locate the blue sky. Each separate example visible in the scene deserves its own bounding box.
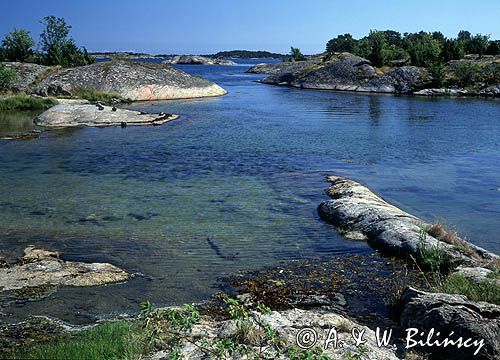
[1,0,500,54]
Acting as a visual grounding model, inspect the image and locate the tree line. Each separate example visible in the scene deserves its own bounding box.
[0,16,94,68]
[325,30,499,68]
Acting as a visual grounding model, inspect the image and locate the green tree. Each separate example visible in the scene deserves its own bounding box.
[326,33,355,54]
[289,46,305,61]
[485,40,500,56]
[404,32,442,68]
[441,38,465,62]
[0,29,35,62]
[383,30,402,46]
[39,15,94,67]
[366,30,388,67]
[464,34,490,56]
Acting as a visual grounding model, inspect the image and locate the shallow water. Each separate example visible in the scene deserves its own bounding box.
[0,59,499,324]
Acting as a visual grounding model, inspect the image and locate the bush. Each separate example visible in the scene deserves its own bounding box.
[453,61,482,86]
[0,65,18,92]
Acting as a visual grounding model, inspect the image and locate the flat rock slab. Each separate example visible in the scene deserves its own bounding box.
[400,287,500,360]
[35,60,227,101]
[0,246,129,291]
[317,175,498,265]
[35,104,179,128]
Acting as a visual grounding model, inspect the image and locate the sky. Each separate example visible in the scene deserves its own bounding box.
[1,0,500,55]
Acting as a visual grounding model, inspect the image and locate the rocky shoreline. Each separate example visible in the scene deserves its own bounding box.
[247,53,500,97]
[1,176,498,359]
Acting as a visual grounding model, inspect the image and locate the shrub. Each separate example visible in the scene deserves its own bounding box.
[0,65,18,92]
[453,61,482,86]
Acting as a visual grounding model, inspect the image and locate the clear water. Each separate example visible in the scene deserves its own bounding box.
[0,59,499,324]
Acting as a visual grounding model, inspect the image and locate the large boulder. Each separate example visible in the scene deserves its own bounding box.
[35,104,178,128]
[258,53,431,94]
[399,287,500,360]
[35,60,227,100]
[317,175,498,264]
[163,55,236,65]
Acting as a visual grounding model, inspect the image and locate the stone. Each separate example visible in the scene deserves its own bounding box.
[35,60,227,101]
[399,287,500,360]
[317,175,499,265]
[0,246,129,291]
[35,104,179,128]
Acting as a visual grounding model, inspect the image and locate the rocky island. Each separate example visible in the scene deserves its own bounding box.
[248,53,500,97]
[163,55,236,66]
[2,60,228,101]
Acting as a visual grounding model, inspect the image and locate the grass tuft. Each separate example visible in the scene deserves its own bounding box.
[440,273,499,305]
[0,95,58,111]
[72,87,129,104]
[3,321,152,360]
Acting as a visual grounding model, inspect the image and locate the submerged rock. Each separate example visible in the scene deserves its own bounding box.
[399,287,500,360]
[0,246,129,291]
[35,60,227,101]
[164,55,236,66]
[35,104,179,128]
[317,175,498,265]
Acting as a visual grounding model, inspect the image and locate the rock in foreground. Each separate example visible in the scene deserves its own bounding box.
[146,307,399,360]
[35,104,178,128]
[164,55,236,66]
[399,287,500,360]
[35,60,227,101]
[0,246,129,291]
[317,175,498,265]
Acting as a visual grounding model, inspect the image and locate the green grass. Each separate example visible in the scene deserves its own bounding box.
[72,87,128,104]
[417,241,451,272]
[4,321,152,360]
[440,273,499,305]
[0,95,58,111]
